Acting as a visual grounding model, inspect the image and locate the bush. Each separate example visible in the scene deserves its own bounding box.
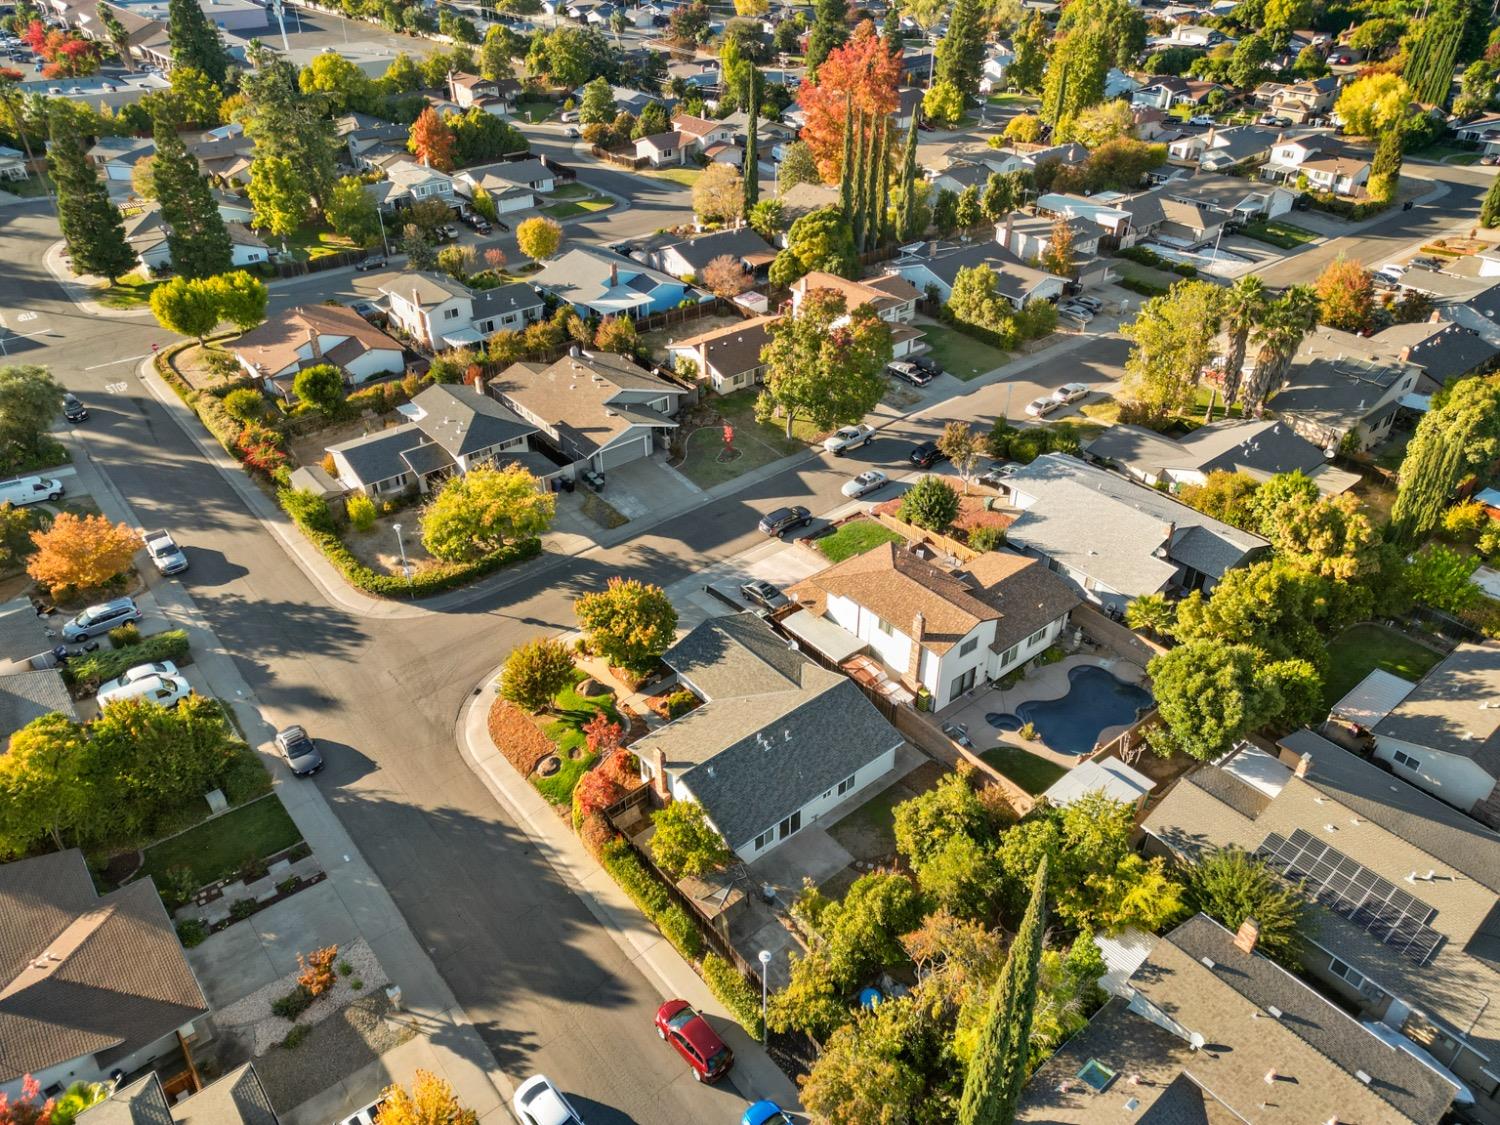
[159,864,199,909]
[271,986,313,1020]
[279,488,337,535]
[1018,721,1038,740]
[298,945,339,997]
[1442,501,1486,542]
[703,953,764,1039]
[277,876,299,896]
[108,622,142,649]
[579,811,619,858]
[659,903,705,960]
[1115,245,1198,278]
[600,839,704,961]
[63,629,190,686]
[223,388,265,422]
[347,493,377,532]
[218,746,273,804]
[229,898,258,920]
[967,525,1004,552]
[663,689,698,718]
[175,919,208,948]
[280,1024,310,1049]
[239,852,269,882]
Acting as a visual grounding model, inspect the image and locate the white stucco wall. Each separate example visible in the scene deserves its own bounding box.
[727,744,899,859]
[344,348,406,384]
[1371,736,1497,815]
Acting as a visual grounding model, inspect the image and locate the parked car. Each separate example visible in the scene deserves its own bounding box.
[1071,296,1103,312]
[908,441,948,468]
[655,1000,733,1083]
[740,579,789,610]
[758,505,812,537]
[1375,263,1405,286]
[513,1075,584,1125]
[910,355,943,378]
[887,360,933,386]
[0,475,63,506]
[96,671,191,710]
[351,300,386,325]
[1025,395,1061,418]
[1409,256,1444,271]
[1188,114,1216,126]
[62,597,141,642]
[842,469,889,498]
[142,529,189,575]
[336,1099,386,1125]
[743,1102,795,1125]
[274,724,325,777]
[1058,303,1094,322]
[96,661,180,696]
[823,423,875,454]
[460,209,492,233]
[1257,113,1292,126]
[1481,153,1500,166]
[354,255,387,272]
[1051,382,1089,404]
[566,126,581,138]
[62,393,88,422]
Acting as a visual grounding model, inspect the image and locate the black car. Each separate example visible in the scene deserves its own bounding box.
[757,505,812,537]
[62,393,88,422]
[355,255,387,272]
[740,579,789,610]
[909,441,948,469]
[911,355,942,377]
[887,361,933,387]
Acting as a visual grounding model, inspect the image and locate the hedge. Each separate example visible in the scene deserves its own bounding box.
[601,839,705,962]
[1118,277,1169,297]
[64,629,191,687]
[703,953,764,1039]
[1114,245,1199,278]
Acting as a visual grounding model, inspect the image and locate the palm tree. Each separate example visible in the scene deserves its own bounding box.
[1244,285,1318,416]
[1220,274,1266,408]
[1124,593,1175,640]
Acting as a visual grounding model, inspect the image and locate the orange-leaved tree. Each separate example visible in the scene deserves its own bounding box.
[408,107,456,172]
[797,21,901,183]
[377,1070,478,1125]
[27,513,137,592]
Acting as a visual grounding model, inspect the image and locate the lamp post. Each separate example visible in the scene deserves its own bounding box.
[392,521,411,594]
[757,949,772,1044]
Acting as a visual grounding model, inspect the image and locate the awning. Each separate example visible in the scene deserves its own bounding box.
[779,609,867,666]
[1331,668,1417,728]
[1398,392,1433,412]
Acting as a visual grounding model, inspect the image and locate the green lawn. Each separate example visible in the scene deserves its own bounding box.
[532,671,622,805]
[1240,219,1320,250]
[547,183,594,200]
[0,173,52,199]
[139,796,302,890]
[921,328,1008,381]
[817,519,905,563]
[642,166,703,188]
[542,198,612,219]
[981,745,1067,795]
[516,99,557,123]
[99,271,161,310]
[1323,623,1444,710]
[279,226,359,262]
[676,386,816,489]
[986,93,1040,108]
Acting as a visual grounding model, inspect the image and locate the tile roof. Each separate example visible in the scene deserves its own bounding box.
[233,303,402,380]
[0,850,209,1083]
[1373,642,1500,779]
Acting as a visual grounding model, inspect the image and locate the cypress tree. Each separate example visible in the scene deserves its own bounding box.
[896,110,919,240]
[152,111,232,279]
[168,0,229,85]
[958,857,1048,1125]
[47,103,136,284]
[839,95,855,219]
[743,69,759,211]
[936,0,986,99]
[1367,119,1403,204]
[862,117,882,252]
[1481,172,1500,229]
[874,117,891,248]
[1407,0,1466,107]
[850,110,867,249]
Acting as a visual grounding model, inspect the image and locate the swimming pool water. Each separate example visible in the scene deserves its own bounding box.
[984,665,1153,756]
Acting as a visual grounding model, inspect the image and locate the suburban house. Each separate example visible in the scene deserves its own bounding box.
[666,315,777,393]
[787,541,1081,712]
[927,159,994,196]
[977,43,1015,93]
[1143,733,1499,1120]
[1254,76,1340,122]
[789,271,925,357]
[488,348,688,474]
[451,161,546,213]
[121,207,269,272]
[631,226,776,281]
[80,1064,279,1125]
[1161,173,1296,221]
[378,274,545,348]
[233,303,406,394]
[0,666,75,746]
[634,130,691,167]
[892,241,1066,306]
[446,71,520,114]
[1263,325,1425,451]
[892,86,924,132]
[1395,264,1496,304]
[0,145,28,181]
[1131,75,1226,110]
[1104,67,1142,100]
[1119,189,1227,249]
[1014,913,1459,1125]
[719,108,794,164]
[945,141,1091,180]
[994,211,1102,263]
[569,83,662,117]
[326,382,550,496]
[1375,316,1500,384]
[1082,418,1360,494]
[1036,191,1133,249]
[1166,125,1280,171]
[0,849,210,1103]
[1000,453,1269,610]
[1262,134,1372,196]
[671,112,738,156]
[85,134,155,180]
[775,183,841,240]
[634,613,904,861]
[531,246,702,321]
[1452,110,1500,154]
[336,112,410,168]
[382,160,457,210]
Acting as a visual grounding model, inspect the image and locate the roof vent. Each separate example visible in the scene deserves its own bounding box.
[1324,823,1338,833]
[1199,956,1216,969]
[1355,1070,1372,1085]
[1266,1005,1282,1019]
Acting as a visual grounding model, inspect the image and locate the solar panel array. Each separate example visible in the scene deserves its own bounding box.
[1257,829,1444,966]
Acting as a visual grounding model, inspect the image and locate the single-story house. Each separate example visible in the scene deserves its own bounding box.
[634,130,689,167]
[122,206,269,272]
[379,274,546,348]
[892,240,1066,306]
[995,211,1102,263]
[1118,188,1226,249]
[1264,325,1424,451]
[85,134,154,180]
[459,157,558,196]
[634,226,777,281]
[1132,76,1226,110]
[234,303,406,394]
[336,112,411,168]
[1375,316,1500,384]
[635,612,905,860]
[790,270,925,356]
[672,112,737,156]
[569,83,664,118]
[79,1063,280,1125]
[451,163,540,213]
[1161,173,1296,221]
[666,315,777,393]
[17,70,170,112]
[532,246,703,321]
[1166,125,1280,171]
[1452,111,1500,154]
[774,183,841,243]
[0,667,76,746]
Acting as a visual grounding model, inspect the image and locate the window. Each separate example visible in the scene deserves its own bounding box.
[443,307,460,320]
[1026,625,1049,647]
[837,774,855,796]
[777,810,801,840]
[999,643,1021,668]
[874,616,894,637]
[959,636,979,657]
[1393,750,1421,770]
[754,829,772,850]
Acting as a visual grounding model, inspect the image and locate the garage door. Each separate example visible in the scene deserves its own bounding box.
[596,433,650,471]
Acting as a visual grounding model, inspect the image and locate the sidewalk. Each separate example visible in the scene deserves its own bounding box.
[60,439,515,1125]
[456,674,805,1116]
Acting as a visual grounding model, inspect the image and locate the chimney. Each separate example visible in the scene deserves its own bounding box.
[306,326,321,360]
[1162,521,1175,547]
[1399,346,1412,363]
[652,747,670,800]
[1235,917,1260,955]
[1003,211,1014,250]
[907,611,926,684]
[610,261,619,287]
[1429,310,1442,323]
[1205,125,1216,147]
[1295,752,1312,777]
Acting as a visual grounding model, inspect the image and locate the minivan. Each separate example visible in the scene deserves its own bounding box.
[62,597,142,641]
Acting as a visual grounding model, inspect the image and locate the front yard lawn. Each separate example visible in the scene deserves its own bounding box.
[675,386,818,489]
[920,325,1008,380]
[986,93,1040,108]
[139,795,302,890]
[817,519,904,563]
[516,99,556,123]
[642,166,703,188]
[1240,220,1319,249]
[1323,623,1444,710]
[542,198,612,219]
[547,183,594,200]
[532,670,622,805]
[278,226,360,262]
[981,745,1067,795]
[0,173,52,199]
[99,271,161,310]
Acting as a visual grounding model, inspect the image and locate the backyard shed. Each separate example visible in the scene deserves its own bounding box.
[1041,757,1153,809]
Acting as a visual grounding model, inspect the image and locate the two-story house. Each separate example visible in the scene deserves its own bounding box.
[1131,75,1226,110]
[789,270,926,357]
[446,71,519,114]
[1255,76,1340,122]
[383,159,457,210]
[1262,134,1372,196]
[1166,124,1280,171]
[233,302,407,394]
[379,274,546,348]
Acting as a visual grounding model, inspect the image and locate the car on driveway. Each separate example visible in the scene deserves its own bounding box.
[63,393,88,422]
[97,661,179,696]
[1025,396,1062,418]
[0,475,63,506]
[1051,382,1089,404]
[351,300,386,325]
[1482,154,1500,166]
[758,506,812,537]
[143,529,189,575]
[823,423,875,454]
[1188,114,1216,126]
[743,1102,795,1125]
[911,355,943,378]
[354,255,386,272]
[1257,113,1292,126]
[842,469,889,498]
[740,579,789,610]
[274,724,325,777]
[336,1099,386,1125]
[1058,303,1094,322]
[96,672,191,710]
[887,360,933,386]
[909,441,948,468]
[62,596,141,641]
[1409,255,1444,271]
[655,999,733,1083]
[513,1075,584,1125]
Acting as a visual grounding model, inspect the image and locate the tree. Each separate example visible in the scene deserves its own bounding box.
[575,578,678,674]
[376,1071,478,1125]
[1393,375,1500,540]
[0,365,62,459]
[1179,470,1260,529]
[593,315,640,356]
[1121,280,1224,425]
[893,773,991,867]
[955,184,981,230]
[650,800,733,878]
[936,0,987,98]
[760,288,892,436]
[408,106,456,172]
[1405,543,1482,614]
[701,255,753,298]
[1184,847,1307,967]
[27,512,138,591]
[210,270,267,331]
[1057,0,1146,69]
[151,111,231,279]
[923,79,964,128]
[743,69,760,210]
[292,363,344,414]
[98,3,131,68]
[516,216,563,261]
[1148,641,1281,760]
[1368,118,1403,204]
[895,112,921,239]
[499,637,575,713]
[167,0,227,84]
[798,23,900,182]
[437,245,477,282]
[1040,216,1075,276]
[800,995,934,1124]
[938,421,985,492]
[326,175,382,248]
[149,275,219,342]
[580,75,616,125]
[1124,592,1175,638]
[805,0,850,75]
[668,0,710,45]
[1242,285,1319,414]
[1228,32,1274,88]
[899,474,961,532]
[48,1083,106,1125]
[420,466,554,562]
[692,161,744,225]
[1062,100,1134,148]
[47,103,134,283]
[240,49,339,214]
[130,154,157,200]
[1040,25,1110,126]
[248,153,307,243]
[1254,476,1375,580]
[957,857,1046,1125]
[1008,11,1049,92]
[777,140,821,192]
[748,198,785,242]
[1483,172,1500,229]
[1219,274,1266,406]
[0,712,87,855]
[1333,73,1411,136]
[931,187,959,236]
[1406,0,1467,107]
[1315,255,1375,333]
[299,51,374,114]
[768,206,857,286]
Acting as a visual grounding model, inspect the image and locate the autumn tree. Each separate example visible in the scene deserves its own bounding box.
[1120,280,1225,425]
[692,161,744,224]
[1039,216,1075,276]
[797,22,901,182]
[575,578,678,674]
[377,1071,478,1125]
[420,465,555,561]
[701,254,753,297]
[1333,73,1410,136]
[938,421,986,492]
[516,216,563,261]
[650,800,733,878]
[1315,255,1375,333]
[27,512,138,591]
[760,288,892,437]
[408,106,456,171]
[593,315,640,357]
[499,637,576,713]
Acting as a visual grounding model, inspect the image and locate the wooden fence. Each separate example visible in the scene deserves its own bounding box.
[1070,603,1168,669]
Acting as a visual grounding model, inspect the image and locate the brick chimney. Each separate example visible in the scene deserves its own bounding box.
[609,261,619,287]
[1235,917,1260,955]
[306,326,322,360]
[652,747,670,800]
[906,611,926,683]
[1399,345,1412,363]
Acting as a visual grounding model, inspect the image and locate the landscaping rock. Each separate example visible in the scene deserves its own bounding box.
[537,755,561,777]
[576,676,604,697]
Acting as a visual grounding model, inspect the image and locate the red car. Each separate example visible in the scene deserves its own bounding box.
[655,1000,734,1083]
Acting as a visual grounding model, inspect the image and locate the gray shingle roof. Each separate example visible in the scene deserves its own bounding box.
[173,1063,280,1125]
[659,227,775,274]
[1374,320,1500,383]
[1173,419,1328,478]
[409,383,535,459]
[472,282,545,321]
[0,669,78,742]
[1372,642,1500,780]
[328,424,422,487]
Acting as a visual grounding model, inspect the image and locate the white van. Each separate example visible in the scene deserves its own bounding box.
[0,476,63,506]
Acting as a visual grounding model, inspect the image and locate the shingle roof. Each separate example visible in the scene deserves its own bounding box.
[1374,320,1500,383]
[233,303,403,380]
[408,383,535,458]
[0,850,209,1083]
[671,316,776,379]
[77,1073,175,1125]
[1270,326,1417,437]
[82,1063,280,1125]
[660,227,776,273]
[0,669,78,742]
[531,247,686,318]
[1373,642,1500,780]
[328,424,420,487]
[472,282,546,321]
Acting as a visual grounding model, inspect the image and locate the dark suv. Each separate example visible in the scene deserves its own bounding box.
[757,506,812,537]
[909,441,948,468]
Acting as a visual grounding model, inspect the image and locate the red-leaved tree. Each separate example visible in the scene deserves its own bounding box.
[408,107,456,172]
[0,1075,54,1125]
[797,21,901,183]
[22,20,99,78]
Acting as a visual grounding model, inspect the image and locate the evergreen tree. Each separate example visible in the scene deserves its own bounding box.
[167,0,228,85]
[47,103,135,283]
[839,95,855,218]
[936,0,987,99]
[958,857,1048,1125]
[874,117,891,247]
[98,3,132,69]
[1406,0,1466,107]
[1041,25,1108,125]
[850,110,867,249]
[1367,119,1403,203]
[1482,172,1500,229]
[1391,375,1500,541]
[743,68,759,210]
[151,110,232,279]
[241,49,339,214]
[1008,12,1049,93]
[806,0,849,76]
[896,110,919,239]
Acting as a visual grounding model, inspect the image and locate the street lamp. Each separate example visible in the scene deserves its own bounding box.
[392,521,411,594]
[757,949,772,1044]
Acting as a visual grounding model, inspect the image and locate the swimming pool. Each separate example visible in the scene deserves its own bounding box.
[985,665,1153,757]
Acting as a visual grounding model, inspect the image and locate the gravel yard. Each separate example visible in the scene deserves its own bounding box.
[252,993,417,1111]
[215,938,390,1056]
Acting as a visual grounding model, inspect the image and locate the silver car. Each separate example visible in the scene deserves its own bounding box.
[842,469,889,498]
[274,724,325,777]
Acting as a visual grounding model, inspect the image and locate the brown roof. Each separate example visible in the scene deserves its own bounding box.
[672,315,777,379]
[671,112,722,138]
[233,303,402,379]
[792,271,918,315]
[0,850,209,1082]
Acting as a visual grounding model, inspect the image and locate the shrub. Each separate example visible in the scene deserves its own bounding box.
[1018,721,1038,740]
[277,876,299,896]
[159,865,199,909]
[663,689,698,718]
[271,986,313,1020]
[223,388,265,422]
[351,979,364,990]
[63,629,191,686]
[338,960,352,976]
[297,945,339,998]
[600,839,704,961]
[219,747,273,804]
[229,898,258,920]
[1443,500,1486,542]
[346,493,377,532]
[967,525,1004,552]
[108,622,141,649]
[239,853,269,882]
[280,1024,310,1050]
[279,488,337,535]
[658,903,705,960]
[175,919,208,948]
[703,953,764,1038]
[579,811,619,858]
[572,768,627,828]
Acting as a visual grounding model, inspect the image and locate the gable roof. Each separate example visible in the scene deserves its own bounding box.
[671,112,725,138]
[407,383,535,458]
[0,669,77,742]
[0,850,209,1083]
[897,241,1063,301]
[233,303,403,379]
[1269,326,1418,437]
[792,270,921,315]
[1374,642,1500,779]
[81,1063,279,1125]
[670,315,777,378]
[1374,319,1500,383]
[656,226,776,273]
[531,246,687,317]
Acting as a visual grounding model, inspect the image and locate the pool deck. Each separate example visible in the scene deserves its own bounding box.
[938,655,1151,771]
